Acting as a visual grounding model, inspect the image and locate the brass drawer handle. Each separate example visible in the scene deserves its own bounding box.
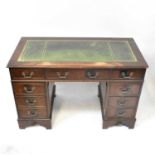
[27,110,37,117]
[57,72,69,79]
[117,110,125,116]
[25,98,37,106]
[87,72,98,79]
[117,98,126,105]
[120,86,130,93]
[121,71,133,79]
[22,71,34,78]
[24,86,35,93]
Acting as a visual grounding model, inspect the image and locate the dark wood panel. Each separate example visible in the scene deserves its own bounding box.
[108,97,138,108]
[12,82,46,95]
[85,69,111,80]
[46,69,85,80]
[109,82,142,96]
[18,107,48,118]
[105,108,136,119]
[112,69,145,80]
[18,119,52,129]
[15,96,46,107]
[103,118,136,129]
[46,69,111,80]
[10,68,45,80]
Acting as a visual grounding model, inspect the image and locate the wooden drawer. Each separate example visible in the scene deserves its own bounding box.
[108,97,138,108]
[46,69,85,80]
[12,82,46,95]
[85,69,111,80]
[109,82,142,96]
[15,96,46,107]
[46,69,111,80]
[18,107,48,118]
[112,69,145,80]
[10,68,45,80]
[105,108,136,119]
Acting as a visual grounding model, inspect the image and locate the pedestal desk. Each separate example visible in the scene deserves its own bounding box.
[7,37,148,129]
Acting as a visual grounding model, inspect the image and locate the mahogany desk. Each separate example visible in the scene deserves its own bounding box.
[7,37,148,129]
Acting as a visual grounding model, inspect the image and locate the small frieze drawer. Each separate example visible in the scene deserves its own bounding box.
[108,82,142,96]
[46,69,85,80]
[10,68,45,80]
[15,96,47,107]
[108,97,138,109]
[18,107,48,118]
[85,69,111,80]
[104,108,136,119]
[112,69,145,80]
[12,82,46,95]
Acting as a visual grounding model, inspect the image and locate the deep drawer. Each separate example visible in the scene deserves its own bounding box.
[112,69,145,80]
[18,107,48,118]
[12,82,46,95]
[109,82,142,96]
[108,97,138,108]
[105,108,136,119]
[10,68,45,80]
[15,96,47,107]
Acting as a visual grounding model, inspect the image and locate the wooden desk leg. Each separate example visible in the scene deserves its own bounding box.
[18,119,52,129]
[98,82,106,128]
[102,119,136,129]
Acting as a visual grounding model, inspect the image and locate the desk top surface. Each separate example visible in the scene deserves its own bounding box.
[7,37,148,68]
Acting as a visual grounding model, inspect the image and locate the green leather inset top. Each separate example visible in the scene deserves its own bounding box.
[18,40,137,62]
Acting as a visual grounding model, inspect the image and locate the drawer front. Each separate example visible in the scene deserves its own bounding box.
[18,107,48,118]
[105,108,136,119]
[15,96,46,107]
[85,69,111,80]
[10,68,45,80]
[46,69,111,80]
[46,69,85,80]
[108,97,138,108]
[109,82,142,96]
[112,69,145,80]
[13,82,46,95]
